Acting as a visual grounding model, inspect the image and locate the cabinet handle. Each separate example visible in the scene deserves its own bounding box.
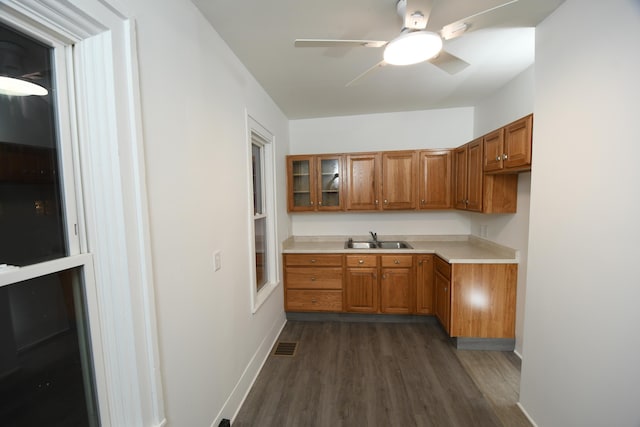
[382,274,387,279]
[394,259,400,264]
[318,201,323,206]
[375,199,379,205]
[502,154,508,160]
[421,199,425,204]
[310,259,317,263]
[310,201,314,206]
[310,277,316,281]
[358,259,364,264]
[419,260,423,265]
[496,155,501,161]
[384,199,388,204]
[311,298,317,303]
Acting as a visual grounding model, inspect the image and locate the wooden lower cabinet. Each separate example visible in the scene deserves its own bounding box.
[284,254,344,312]
[432,256,517,338]
[380,255,413,314]
[434,257,451,334]
[416,255,434,314]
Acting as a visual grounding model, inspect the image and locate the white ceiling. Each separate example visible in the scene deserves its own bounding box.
[191,0,564,119]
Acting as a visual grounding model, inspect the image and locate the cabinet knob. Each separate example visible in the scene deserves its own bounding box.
[310,259,317,263]
[375,199,379,205]
[421,199,425,204]
[496,155,501,161]
[384,199,388,204]
[382,274,387,279]
[311,298,317,303]
[318,201,322,206]
[358,259,364,264]
[394,259,400,264]
[502,154,508,160]
[310,201,314,206]
[418,260,423,265]
[310,277,316,281]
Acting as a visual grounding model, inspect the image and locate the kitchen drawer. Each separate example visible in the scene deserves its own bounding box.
[435,256,451,279]
[380,255,413,268]
[346,254,378,268]
[285,253,343,267]
[286,290,343,312]
[285,268,343,289]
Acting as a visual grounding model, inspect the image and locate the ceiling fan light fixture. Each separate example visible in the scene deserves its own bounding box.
[0,75,48,96]
[383,30,443,66]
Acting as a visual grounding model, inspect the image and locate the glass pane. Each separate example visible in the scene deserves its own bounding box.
[254,217,267,290]
[320,159,340,207]
[0,268,99,426]
[251,143,263,215]
[0,23,66,267]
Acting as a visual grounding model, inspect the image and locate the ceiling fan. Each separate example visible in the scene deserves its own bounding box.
[294,0,519,86]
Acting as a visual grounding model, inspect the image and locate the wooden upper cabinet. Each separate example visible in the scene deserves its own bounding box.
[483,129,505,172]
[483,114,533,173]
[381,151,418,210]
[287,154,343,212]
[454,139,482,211]
[466,138,483,212]
[453,145,468,210]
[345,153,381,211]
[418,150,452,209]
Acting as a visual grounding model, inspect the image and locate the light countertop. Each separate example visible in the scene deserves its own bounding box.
[281,235,518,264]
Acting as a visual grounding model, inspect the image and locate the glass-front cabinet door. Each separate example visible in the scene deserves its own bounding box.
[316,156,342,210]
[287,155,343,212]
[287,155,315,211]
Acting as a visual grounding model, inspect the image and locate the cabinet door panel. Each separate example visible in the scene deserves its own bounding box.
[381,151,417,210]
[466,138,483,212]
[317,156,343,210]
[380,267,412,314]
[287,156,316,212]
[345,268,378,312]
[286,290,343,312]
[416,255,434,314]
[285,268,343,289]
[434,270,451,334]
[345,153,380,210]
[483,129,504,172]
[504,115,533,170]
[419,150,452,209]
[453,146,468,210]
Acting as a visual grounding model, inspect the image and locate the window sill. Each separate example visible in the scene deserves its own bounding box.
[251,280,280,314]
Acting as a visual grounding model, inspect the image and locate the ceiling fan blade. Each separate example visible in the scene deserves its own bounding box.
[429,51,470,74]
[403,0,434,30]
[440,0,519,40]
[295,39,387,48]
[346,60,387,87]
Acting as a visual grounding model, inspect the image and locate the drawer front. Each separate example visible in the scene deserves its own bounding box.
[346,254,378,267]
[285,254,343,267]
[286,290,343,312]
[380,255,413,268]
[286,268,343,289]
[435,256,451,279]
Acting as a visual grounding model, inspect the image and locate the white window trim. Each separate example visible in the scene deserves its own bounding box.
[247,114,280,313]
[0,2,166,426]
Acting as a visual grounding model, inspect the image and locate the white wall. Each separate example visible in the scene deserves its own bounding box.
[289,108,474,236]
[471,66,534,355]
[127,0,289,425]
[520,1,640,426]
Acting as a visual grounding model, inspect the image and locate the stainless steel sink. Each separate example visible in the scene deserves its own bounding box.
[344,240,413,249]
[344,241,378,249]
[377,241,412,249]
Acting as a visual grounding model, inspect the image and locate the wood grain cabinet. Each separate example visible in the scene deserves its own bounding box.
[433,257,518,339]
[381,151,418,210]
[345,153,381,211]
[380,255,414,314]
[454,138,519,214]
[418,150,452,209]
[484,114,533,173]
[415,254,434,314]
[287,155,344,212]
[345,255,379,312]
[434,257,451,334]
[284,254,344,312]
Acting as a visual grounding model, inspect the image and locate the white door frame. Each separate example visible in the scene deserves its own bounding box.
[0,1,165,426]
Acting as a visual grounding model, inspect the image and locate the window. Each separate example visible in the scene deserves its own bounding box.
[248,117,278,311]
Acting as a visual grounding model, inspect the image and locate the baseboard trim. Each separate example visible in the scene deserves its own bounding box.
[516,402,539,427]
[286,312,438,324]
[211,315,287,427]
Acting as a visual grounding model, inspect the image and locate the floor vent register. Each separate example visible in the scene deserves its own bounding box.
[273,341,298,357]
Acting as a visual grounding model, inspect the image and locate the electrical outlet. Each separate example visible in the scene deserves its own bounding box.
[214,251,222,271]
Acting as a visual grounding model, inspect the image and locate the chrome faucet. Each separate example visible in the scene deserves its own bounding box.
[369,231,378,243]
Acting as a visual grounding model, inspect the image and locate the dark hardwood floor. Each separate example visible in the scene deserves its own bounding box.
[233,320,531,427]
